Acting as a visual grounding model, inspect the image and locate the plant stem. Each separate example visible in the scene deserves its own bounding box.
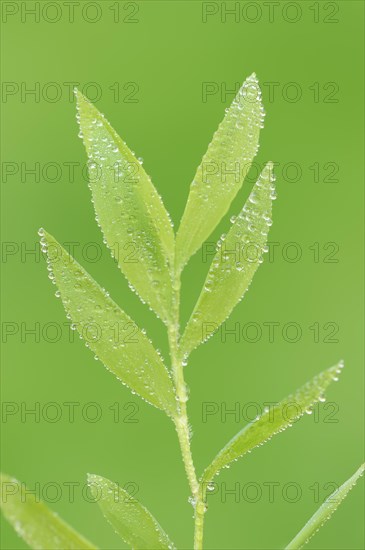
[193,496,206,550]
[168,268,206,549]
[168,273,199,498]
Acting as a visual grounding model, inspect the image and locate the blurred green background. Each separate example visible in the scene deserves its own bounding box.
[1,1,364,549]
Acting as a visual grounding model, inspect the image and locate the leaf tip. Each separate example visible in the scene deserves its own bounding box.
[74,87,86,103]
[87,473,100,485]
[245,71,262,98]
[74,88,95,119]
[38,228,55,254]
[87,474,103,499]
[38,227,51,254]
[329,359,345,380]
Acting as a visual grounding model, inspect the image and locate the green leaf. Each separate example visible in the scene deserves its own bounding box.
[75,91,175,325]
[176,73,264,269]
[40,230,177,418]
[201,363,344,486]
[180,162,274,357]
[0,473,96,550]
[88,474,175,550]
[285,463,365,549]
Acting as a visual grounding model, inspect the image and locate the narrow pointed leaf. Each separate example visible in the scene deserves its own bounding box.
[41,231,176,418]
[286,463,365,549]
[181,162,274,357]
[0,473,97,550]
[201,363,344,485]
[176,73,265,268]
[76,91,175,324]
[88,474,175,550]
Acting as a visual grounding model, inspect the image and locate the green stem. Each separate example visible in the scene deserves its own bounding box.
[168,268,206,549]
[193,491,206,550]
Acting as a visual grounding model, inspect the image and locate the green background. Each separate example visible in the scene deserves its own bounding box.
[1,1,364,548]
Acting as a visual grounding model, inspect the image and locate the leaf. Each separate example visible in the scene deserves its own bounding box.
[75,91,175,325]
[176,73,265,269]
[40,230,177,418]
[285,463,365,549]
[201,362,344,486]
[88,474,175,550]
[180,162,274,357]
[0,473,96,550]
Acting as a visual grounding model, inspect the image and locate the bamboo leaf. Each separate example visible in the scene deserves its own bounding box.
[40,230,177,418]
[180,162,274,357]
[201,363,344,486]
[75,91,175,324]
[88,474,175,550]
[285,463,364,549]
[176,73,264,269]
[0,473,96,550]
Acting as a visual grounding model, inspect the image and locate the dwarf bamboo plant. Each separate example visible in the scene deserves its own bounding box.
[1,74,363,550]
